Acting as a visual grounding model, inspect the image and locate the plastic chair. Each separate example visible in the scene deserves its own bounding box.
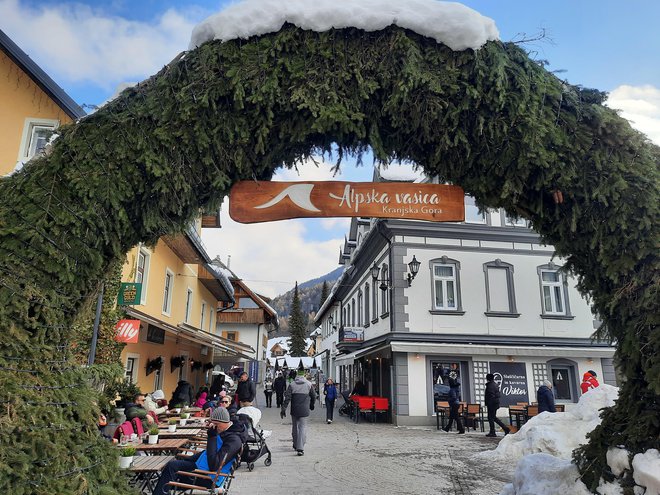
[167,447,242,494]
[113,420,135,442]
[131,417,145,436]
[373,397,389,423]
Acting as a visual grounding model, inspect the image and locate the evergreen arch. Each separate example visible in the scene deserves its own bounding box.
[0,24,657,493]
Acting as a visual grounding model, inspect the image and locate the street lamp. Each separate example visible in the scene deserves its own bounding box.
[328,314,333,325]
[371,256,421,290]
[371,262,389,292]
[406,255,421,287]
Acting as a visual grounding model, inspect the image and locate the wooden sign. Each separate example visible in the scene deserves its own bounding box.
[229,181,465,223]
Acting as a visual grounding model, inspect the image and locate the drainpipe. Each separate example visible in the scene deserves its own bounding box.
[256,323,263,384]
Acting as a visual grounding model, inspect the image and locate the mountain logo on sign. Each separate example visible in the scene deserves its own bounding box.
[254,184,320,212]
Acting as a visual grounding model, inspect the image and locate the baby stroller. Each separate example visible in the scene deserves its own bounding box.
[338,390,355,417]
[236,407,272,471]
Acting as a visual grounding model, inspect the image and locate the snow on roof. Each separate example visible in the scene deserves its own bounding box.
[268,355,318,368]
[190,0,499,51]
[376,163,427,183]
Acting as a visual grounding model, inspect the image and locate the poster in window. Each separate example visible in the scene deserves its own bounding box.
[489,362,529,406]
[551,367,572,400]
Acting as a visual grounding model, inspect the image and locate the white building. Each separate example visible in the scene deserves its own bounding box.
[315,167,616,426]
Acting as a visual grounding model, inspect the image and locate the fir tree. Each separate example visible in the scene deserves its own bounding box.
[288,282,307,356]
[319,280,329,309]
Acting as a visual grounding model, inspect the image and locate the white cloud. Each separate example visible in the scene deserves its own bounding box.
[606,84,660,145]
[0,0,197,89]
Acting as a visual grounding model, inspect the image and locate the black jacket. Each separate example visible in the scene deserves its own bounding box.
[206,421,247,472]
[273,376,287,394]
[484,381,500,408]
[171,380,193,406]
[236,378,256,402]
[282,376,316,418]
[537,385,556,413]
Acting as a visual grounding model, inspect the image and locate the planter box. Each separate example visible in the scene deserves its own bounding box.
[168,425,176,432]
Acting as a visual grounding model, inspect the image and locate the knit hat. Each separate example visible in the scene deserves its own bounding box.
[210,406,231,423]
[151,390,165,400]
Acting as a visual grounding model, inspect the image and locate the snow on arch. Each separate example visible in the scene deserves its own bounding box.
[190,0,499,51]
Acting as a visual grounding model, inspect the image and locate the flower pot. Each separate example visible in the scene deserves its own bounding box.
[119,456,133,469]
[168,425,176,432]
[148,434,159,444]
[179,419,187,426]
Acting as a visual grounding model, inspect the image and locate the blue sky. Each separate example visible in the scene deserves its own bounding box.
[2,0,658,296]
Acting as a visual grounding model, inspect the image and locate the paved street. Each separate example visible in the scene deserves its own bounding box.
[231,397,513,495]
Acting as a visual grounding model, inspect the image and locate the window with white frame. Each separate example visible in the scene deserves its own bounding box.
[364,284,370,324]
[201,301,207,329]
[380,264,389,315]
[184,288,193,323]
[372,279,378,320]
[503,213,529,228]
[537,264,572,317]
[209,307,214,332]
[17,118,59,163]
[162,269,174,314]
[430,257,463,313]
[135,248,150,305]
[464,196,487,224]
[483,260,518,315]
[153,367,163,391]
[124,354,139,383]
[357,290,363,326]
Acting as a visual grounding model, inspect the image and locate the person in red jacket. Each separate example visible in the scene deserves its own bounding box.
[580,370,600,394]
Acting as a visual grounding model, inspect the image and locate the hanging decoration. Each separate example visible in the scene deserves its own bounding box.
[170,356,185,373]
[203,362,215,371]
[146,357,163,376]
[190,359,202,372]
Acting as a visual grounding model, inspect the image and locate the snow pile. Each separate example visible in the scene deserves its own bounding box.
[491,384,619,462]
[632,449,660,495]
[190,0,499,51]
[376,163,427,183]
[606,447,630,477]
[499,454,591,495]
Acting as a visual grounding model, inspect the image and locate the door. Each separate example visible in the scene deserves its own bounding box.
[551,366,574,401]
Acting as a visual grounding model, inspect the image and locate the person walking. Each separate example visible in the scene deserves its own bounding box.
[273,372,287,408]
[484,373,510,437]
[442,377,465,434]
[264,377,274,408]
[323,378,338,424]
[580,370,600,394]
[236,371,256,407]
[281,371,317,456]
[537,380,556,413]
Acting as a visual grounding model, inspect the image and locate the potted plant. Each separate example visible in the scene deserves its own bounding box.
[179,412,190,426]
[147,425,160,444]
[119,446,136,469]
[168,418,177,432]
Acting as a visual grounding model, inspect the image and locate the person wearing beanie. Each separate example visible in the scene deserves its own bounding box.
[442,377,465,434]
[281,371,317,456]
[537,380,556,413]
[484,373,510,437]
[580,370,600,394]
[153,406,245,494]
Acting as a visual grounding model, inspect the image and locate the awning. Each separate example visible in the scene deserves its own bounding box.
[334,344,378,366]
[178,323,254,356]
[389,341,615,358]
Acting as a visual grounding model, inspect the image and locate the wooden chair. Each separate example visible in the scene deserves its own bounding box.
[525,405,539,421]
[463,404,484,432]
[167,448,242,494]
[435,401,450,430]
[555,404,565,412]
[516,402,529,406]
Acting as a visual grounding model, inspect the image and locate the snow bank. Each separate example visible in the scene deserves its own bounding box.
[490,384,619,462]
[499,454,591,495]
[632,449,660,495]
[190,0,499,51]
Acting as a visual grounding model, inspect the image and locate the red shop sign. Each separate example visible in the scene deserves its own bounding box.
[114,319,141,343]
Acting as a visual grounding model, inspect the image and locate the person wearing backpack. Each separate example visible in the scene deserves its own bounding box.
[323,378,337,424]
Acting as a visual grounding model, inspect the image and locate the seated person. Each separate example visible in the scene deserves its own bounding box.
[350,380,367,396]
[124,393,155,428]
[152,407,245,495]
[144,390,168,416]
[97,412,117,443]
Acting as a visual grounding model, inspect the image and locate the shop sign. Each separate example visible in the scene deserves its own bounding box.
[489,362,529,406]
[229,181,465,223]
[114,319,141,343]
[118,282,142,305]
[342,327,364,342]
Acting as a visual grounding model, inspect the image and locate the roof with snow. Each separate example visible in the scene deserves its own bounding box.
[190,0,499,51]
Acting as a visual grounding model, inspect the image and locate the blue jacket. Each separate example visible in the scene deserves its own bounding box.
[324,384,337,401]
[195,422,244,485]
[448,385,461,407]
[537,385,556,413]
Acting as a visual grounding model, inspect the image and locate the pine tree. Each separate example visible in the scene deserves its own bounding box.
[288,282,307,356]
[319,280,329,309]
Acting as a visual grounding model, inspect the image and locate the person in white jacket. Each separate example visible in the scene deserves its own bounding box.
[145,389,168,416]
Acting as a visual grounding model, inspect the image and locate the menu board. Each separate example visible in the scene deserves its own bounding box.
[489,362,529,406]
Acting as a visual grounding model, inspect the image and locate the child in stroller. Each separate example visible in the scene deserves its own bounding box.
[236,406,272,471]
[338,390,355,417]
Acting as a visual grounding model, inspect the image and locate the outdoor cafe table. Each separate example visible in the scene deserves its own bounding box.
[159,420,207,429]
[134,437,189,456]
[157,428,203,439]
[508,405,527,430]
[125,455,174,494]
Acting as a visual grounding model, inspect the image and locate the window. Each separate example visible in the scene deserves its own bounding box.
[135,248,150,305]
[209,307,214,332]
[380,265,389,315]
[372,279,378,321]
[201,301,207,329]
[483,260,519,316]
[537,264,572,318]
[364,284,370,324]
[357,290,363,326]
[224,331,237,341]
[464,196,486,224]
[179,351,189,381]
[17,118,58,163]
[153,368,163,391]
[184,288,193,323]
[124,354,139,383]
[430,257,464,314]
[351,299,355,326]
[162,270,174,314]
[503,212,529,228]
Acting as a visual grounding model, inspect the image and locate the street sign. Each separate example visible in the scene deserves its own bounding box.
[229,181,465,223]
[118,282,142,305]
[114,319,141,343]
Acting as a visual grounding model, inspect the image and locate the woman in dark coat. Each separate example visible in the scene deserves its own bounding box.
[442,378,465,433]
[170,380,194,407]
[537,380,556,413]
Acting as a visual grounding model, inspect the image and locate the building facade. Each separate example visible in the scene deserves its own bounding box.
[316,171,616,426]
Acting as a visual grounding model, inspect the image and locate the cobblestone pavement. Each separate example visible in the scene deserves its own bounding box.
[230,397,513,495]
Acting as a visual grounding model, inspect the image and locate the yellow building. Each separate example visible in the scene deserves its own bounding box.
[118,219,252,401]
[0,29,85,176]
